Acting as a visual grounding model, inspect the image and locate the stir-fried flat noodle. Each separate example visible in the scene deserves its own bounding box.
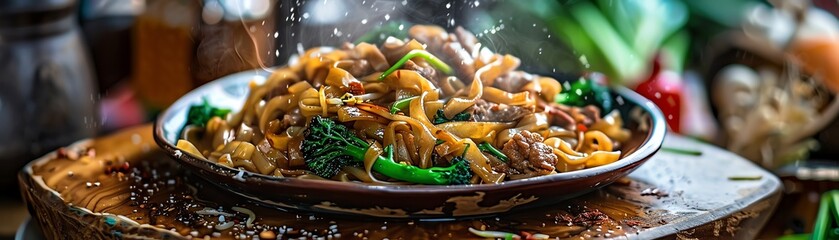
[178,25,630,185]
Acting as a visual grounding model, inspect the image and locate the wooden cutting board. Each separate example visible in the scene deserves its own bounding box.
[18,124,781,239]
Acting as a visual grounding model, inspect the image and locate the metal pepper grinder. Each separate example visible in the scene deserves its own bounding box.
[0,0,98,195]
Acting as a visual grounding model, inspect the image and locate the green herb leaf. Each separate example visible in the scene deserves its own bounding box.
[432,109,471,125]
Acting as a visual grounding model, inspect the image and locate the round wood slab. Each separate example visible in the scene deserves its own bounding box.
[19,125,781,239]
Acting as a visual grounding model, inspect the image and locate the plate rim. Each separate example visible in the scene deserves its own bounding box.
[152,69,666,194]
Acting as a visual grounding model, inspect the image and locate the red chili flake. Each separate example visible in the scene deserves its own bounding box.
[348,81,365,95]
[576,123,588,132]
[557,214,574,223]
[624,219,643,227]
[576,209,608,226]
[396,70,401,79]
[121,162,131,172]
[57,148,68,158]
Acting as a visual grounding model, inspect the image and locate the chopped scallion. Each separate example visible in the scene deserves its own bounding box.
[390,96,418,114]
[661,147,702,156]
[478,142,508,162]
[379,49,453,80]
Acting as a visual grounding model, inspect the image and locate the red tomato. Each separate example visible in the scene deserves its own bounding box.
[635,58,684,133]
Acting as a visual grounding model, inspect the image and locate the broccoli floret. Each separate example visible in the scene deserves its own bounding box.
[302,116,472,185]
[180,99,231,138]
[441,156,473,185]
[432,109,471,125]
[555,77,612,113]
[186,98,231,127]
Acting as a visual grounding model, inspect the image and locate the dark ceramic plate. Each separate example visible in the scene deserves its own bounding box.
[153,69,666,219]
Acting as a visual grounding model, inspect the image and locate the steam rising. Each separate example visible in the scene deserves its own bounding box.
[226,0,579,75]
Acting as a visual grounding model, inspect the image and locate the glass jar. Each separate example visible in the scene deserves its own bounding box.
[0,0,98,193]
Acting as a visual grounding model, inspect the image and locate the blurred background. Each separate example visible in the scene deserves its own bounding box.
[1,0,838,238]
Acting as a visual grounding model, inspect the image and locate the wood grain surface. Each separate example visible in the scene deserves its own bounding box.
[19,125,781,239]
